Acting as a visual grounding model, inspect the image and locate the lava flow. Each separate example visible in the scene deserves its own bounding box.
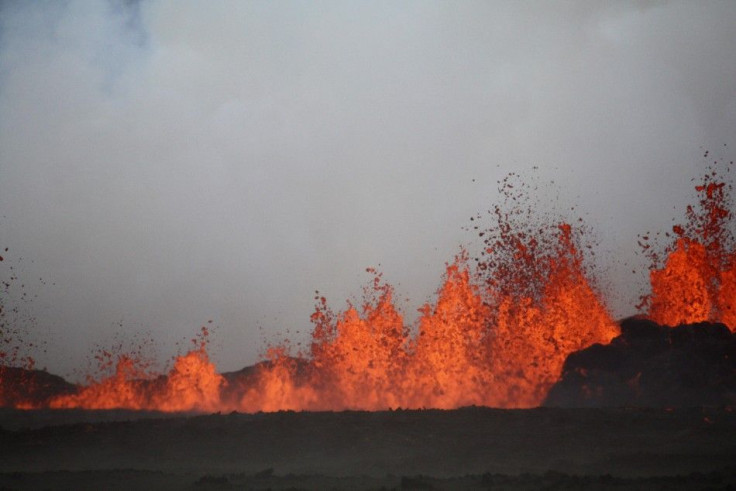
[1,163,734,412]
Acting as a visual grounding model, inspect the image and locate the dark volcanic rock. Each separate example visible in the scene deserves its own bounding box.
[545,318,736,407]
[0,366,76,407]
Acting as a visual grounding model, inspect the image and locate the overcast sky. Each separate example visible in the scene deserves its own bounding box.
[1,1,735,378]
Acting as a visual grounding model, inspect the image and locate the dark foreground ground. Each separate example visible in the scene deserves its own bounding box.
[1,406,735,490]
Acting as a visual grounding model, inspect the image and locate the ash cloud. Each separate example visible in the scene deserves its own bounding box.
[0,1,735,377]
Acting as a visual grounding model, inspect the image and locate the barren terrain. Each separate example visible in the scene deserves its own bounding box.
[1,406,735,490]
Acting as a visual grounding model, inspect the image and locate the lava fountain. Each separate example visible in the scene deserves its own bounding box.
[48,327,225,412]
[639,160,736,330]
[1,162,734,412]
[225,173,619,412]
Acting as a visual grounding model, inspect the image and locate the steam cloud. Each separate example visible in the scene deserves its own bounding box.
[1,1,735,377]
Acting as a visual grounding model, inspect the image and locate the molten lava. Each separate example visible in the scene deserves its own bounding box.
[48,327,225,412]
[233,237,616,412]
[1,162,734,412]
[641,167,736,331]
[227,173,620,412]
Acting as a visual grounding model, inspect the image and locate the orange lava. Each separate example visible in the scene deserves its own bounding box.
[719,266,736,328]
[485,226,619,407]
[2,163,734,412]
[642,167,736,331]
[227,177,619,411]
[49,328,226,412]
[234,241,616,411]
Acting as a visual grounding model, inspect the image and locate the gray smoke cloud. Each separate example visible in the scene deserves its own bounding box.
[1,1,735,377]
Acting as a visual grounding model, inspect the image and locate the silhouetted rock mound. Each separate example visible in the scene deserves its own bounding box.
[545,318,736,407]
[0,366,76,407]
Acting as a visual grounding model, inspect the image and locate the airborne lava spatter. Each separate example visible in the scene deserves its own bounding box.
[48,327,225,412]
[1,163,735,412]
[639,160,736,330]
[225,175,619,411]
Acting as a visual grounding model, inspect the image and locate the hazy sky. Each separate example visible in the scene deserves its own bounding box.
[1,1,735,377]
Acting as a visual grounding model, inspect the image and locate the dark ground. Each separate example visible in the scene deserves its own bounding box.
[546,318,736,408]
[1,406,735,490]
